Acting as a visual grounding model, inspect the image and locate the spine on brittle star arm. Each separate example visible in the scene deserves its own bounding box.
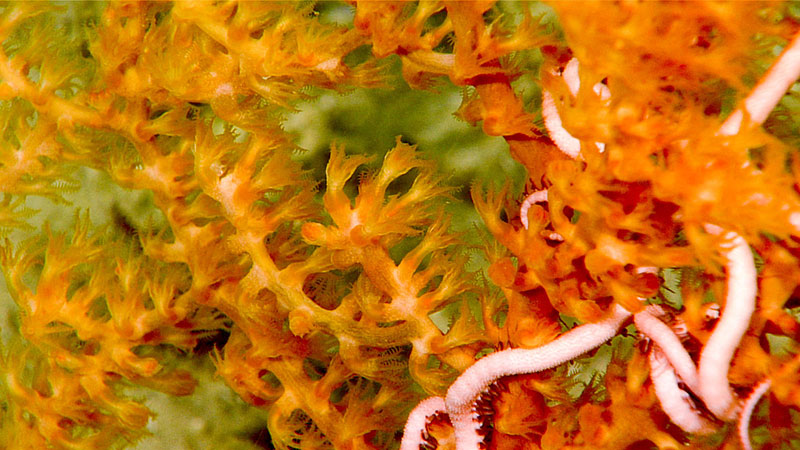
[400,396,445,450]
[444,304,631,449]
[698,226,757,420]
[649,348,716,435]
[634,305,699,393]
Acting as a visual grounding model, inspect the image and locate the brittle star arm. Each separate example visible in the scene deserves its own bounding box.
[400,396,446,450]
[697,225,757,420]
[649,347,716,435]
[738,379,771,450]
[444,304,632,449]
[542,58,609,159]
[634,305,700,393]
[542,89,582,159]
[719,30,800,136]
[519,189,565,241]
[520,189,549,230]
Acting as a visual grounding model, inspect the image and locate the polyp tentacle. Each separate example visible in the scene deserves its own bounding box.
[444,304,632,449]
[697,225,757,420]
[649,347,716,435]
[400,396,446,450]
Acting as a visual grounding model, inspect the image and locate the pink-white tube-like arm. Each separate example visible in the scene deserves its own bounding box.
[738,379,771,450]
[519,189,565,241]
[542,58,610,159]
[719,31,800,136]
[635,305,700,393]
[542,90,582,159]
[520,189,549,230]
[445,304,632,449]
[400,396,446,450]
[562,58,581,97]
[698,225,757,420]
[649,348,716,435]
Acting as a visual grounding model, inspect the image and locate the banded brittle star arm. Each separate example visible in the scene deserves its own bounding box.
[541,58,609,159]
[444,304,632,449]
[697,225,757,420]
[635,305,700,393]
[649,347,716,435]
[738,379,771,450]
[400,396,446,450]
[719,30,800,136]
[520,189,549,230]
[519,189,564,241]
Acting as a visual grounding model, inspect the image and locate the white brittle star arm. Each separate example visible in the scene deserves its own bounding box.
[520,189,549,230]
[719,30,800,136]
[444,304,632,449]
[542,90,582,159]
[542,58,609,159]
[697,225,757,420]
[519,189,565,241]
[635,305,700,393]
[400,396,446,450]
[738,379,771,450]
[649,347,716,435]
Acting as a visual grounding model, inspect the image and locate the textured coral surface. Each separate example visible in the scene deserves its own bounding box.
[1,2,800,450]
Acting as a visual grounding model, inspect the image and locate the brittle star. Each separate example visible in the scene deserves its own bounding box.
[400,30,800,450]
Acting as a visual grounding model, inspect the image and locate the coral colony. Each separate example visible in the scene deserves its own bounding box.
[1,2,800,450]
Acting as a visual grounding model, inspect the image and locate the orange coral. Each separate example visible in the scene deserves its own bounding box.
[2,1,800,449]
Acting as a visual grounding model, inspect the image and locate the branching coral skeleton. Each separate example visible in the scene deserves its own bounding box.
[401,30,800,450]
